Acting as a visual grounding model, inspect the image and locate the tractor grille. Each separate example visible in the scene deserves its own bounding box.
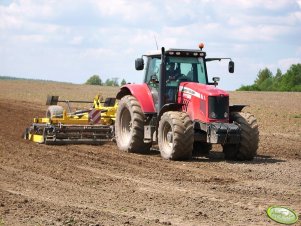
[208,95,229,119]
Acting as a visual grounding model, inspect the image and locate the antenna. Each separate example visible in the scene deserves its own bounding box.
[153,34,158,50]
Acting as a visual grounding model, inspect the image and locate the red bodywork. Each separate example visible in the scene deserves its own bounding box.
[118,82,229,123]
[118,83,156,113]
[177,82,229,123]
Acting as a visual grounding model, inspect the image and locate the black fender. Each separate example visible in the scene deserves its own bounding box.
[229,105,248,113]
[157,103,183,127]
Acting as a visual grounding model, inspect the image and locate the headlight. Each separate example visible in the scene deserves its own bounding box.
[208,96,229,119]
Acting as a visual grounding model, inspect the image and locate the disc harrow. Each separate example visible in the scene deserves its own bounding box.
[24,95,117,145]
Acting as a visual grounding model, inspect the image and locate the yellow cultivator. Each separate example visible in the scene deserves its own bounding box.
[24,95,118,144]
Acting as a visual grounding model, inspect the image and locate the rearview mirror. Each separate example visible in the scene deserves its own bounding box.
[228,60,234,73]
[212,77,220,87]
[135,58,144,70]
[212,77,220,82]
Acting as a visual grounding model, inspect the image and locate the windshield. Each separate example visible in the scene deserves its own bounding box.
[145,56,207,85]
[166,56,207,84]
[145,57,161,83]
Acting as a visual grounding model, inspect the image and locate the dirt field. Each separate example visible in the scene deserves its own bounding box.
[0,80,300,226]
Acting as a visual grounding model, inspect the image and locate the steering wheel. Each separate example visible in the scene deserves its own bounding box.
[176,74,189,82]
[148,74,159,87]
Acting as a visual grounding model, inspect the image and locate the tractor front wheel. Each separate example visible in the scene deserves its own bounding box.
[158,111,193,160]
[223,112,259,161]
[115,95,151,153]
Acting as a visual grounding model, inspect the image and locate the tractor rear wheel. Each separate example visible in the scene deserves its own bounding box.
[223,112,259,160]
[115,95,151,153]
[46,105,64,118]
[158,111,193,160]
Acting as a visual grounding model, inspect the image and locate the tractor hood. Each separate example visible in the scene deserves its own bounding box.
[178,82,230,123]
[179,82,229,98]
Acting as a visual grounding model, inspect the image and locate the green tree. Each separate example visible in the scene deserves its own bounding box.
[105,79,114,86]
[237,84,260,91]
[255,68,273,87]
[105,78,119,86]
[237,64,301,92]
[280,64,301,91]
[85,75,102,85]
[271,68,283,90]
[120,78,127,86]
[275,68,282,79]
[259,77,273,91]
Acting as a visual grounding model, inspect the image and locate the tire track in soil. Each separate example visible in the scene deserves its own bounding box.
[1,98,301,225]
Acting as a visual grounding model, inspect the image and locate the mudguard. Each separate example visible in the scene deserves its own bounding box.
[116,84,156,113]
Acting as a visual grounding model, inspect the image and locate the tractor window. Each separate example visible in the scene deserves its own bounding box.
[196,58,207,84]
[166,57,207,84]
[145,57,161,83]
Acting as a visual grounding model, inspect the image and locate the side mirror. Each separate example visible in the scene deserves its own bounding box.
[212,77,220,87]
[212,77,220,83]
[135,58,144,70]
[228,60,234,73]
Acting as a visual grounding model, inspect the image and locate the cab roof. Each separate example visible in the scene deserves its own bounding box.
[144,48,206,57]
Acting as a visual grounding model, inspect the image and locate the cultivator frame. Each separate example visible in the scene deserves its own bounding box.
[24,95,117,145]
[24,123,114,144]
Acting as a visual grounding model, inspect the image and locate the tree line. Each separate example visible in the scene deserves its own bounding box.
[237,63,301,91]
[85,75,127,86]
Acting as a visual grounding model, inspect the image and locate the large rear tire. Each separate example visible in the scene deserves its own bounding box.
[46,105,64,118]
[158,111,193,160]
[115,95,151,153]
[223,112,259,161]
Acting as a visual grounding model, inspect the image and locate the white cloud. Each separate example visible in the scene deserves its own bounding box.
[293,11,301,22]
[0,0,55,20]
[80,48,117,59]
[93,0,156,21]
[297,47,301,55]
[228,12,301,27]
[278,58,301,71]
[221,0,294,10]
[232,44,249,53]
[70,36,83,45]
[231,24,293,41]
[0,0,300,89]
[13,34,47,43]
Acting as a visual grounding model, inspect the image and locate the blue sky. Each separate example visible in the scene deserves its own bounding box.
[1,0,300,90]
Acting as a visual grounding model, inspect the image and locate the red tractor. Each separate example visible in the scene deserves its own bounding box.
[115,44,259,161]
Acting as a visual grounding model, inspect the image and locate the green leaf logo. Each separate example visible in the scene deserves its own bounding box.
[267,206,299,225]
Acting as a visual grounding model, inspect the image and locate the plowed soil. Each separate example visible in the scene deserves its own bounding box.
[0,81,300,225]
